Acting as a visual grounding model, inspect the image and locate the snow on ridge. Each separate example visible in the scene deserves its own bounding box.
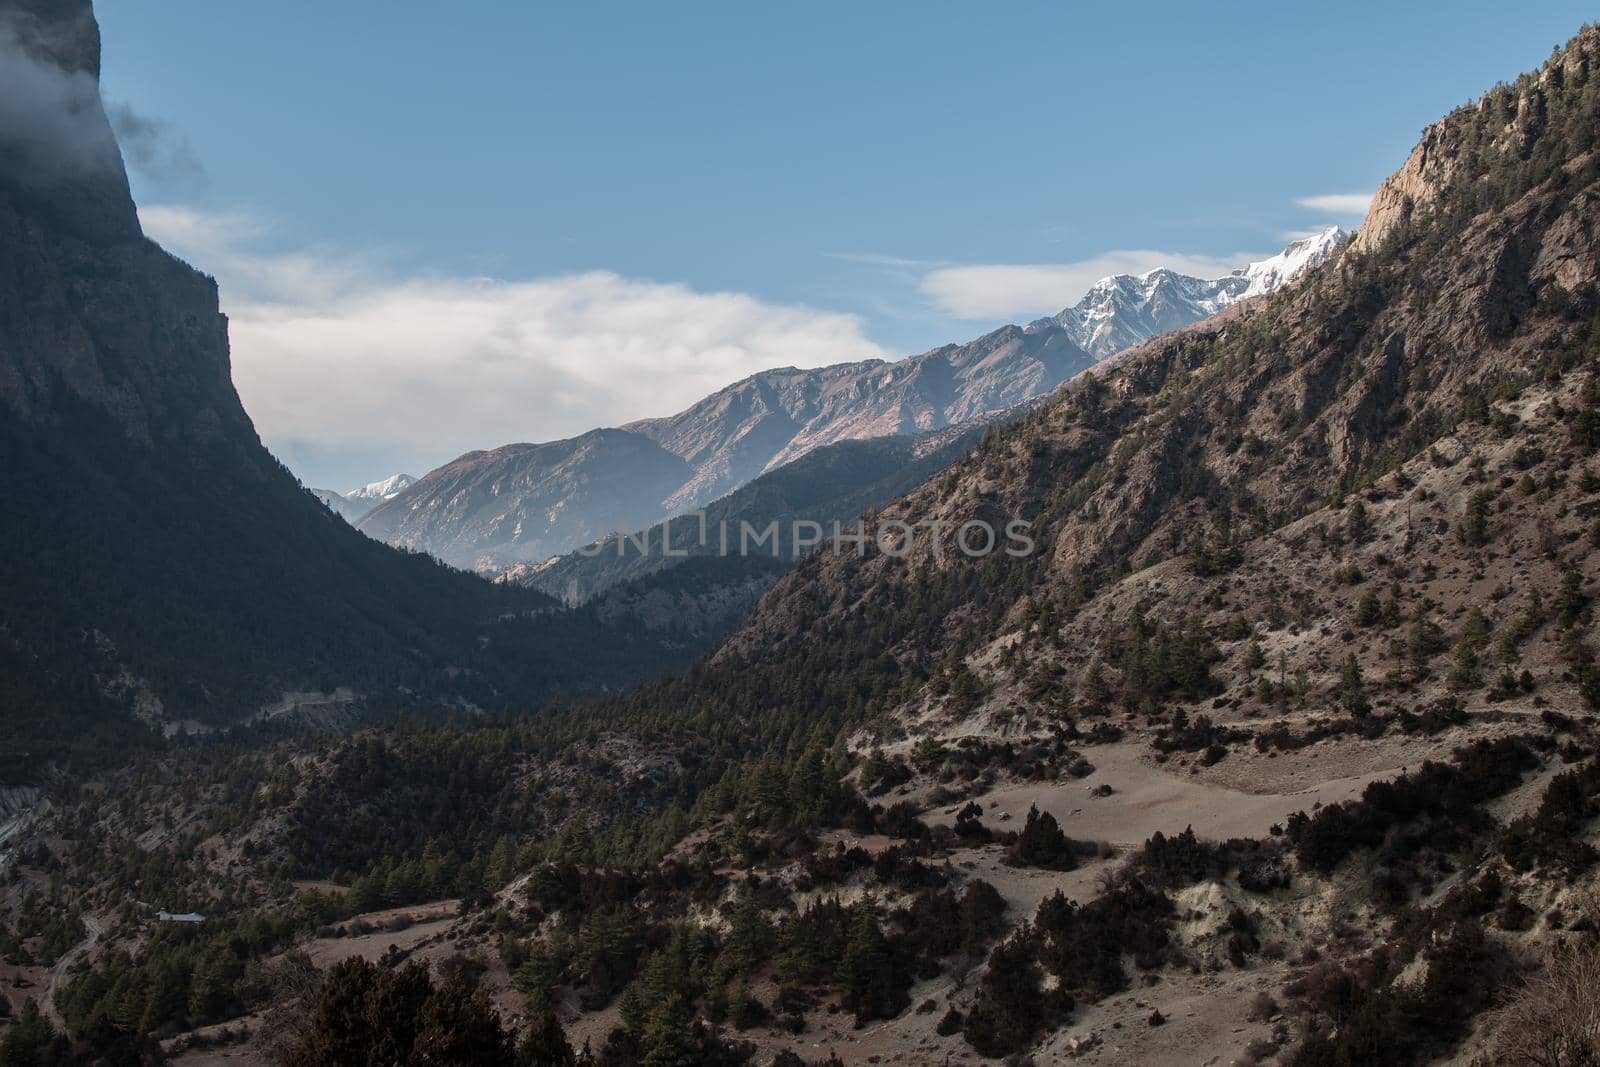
[347,473,418,502]
[1051,226,1348,358]
[1238,225,1348,299]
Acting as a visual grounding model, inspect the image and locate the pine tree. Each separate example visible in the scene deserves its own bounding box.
[0,1000,61,1065]
[1462,607,1493,649]
[1354,590,1381,627]
[517,1010,577,1067]
[412,974,519,1065]
[723,888,775,976]
[1451,635,1482,689]
[188,943,243,1021]
[486,836,518,891]
[282,958,519,1067]
[514,942,561,1011]
[638,989,697,1067]
[963,935,1052,1056]
[1459,489,1493,546]
[1556,567,1589,630]
[839,905,899,1023]
[1339,654,1370,717]
[1346,499,1371,543]
[1081,658,1110,706]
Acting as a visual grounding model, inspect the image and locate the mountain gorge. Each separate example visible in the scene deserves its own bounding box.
[5,10,1600,1067]
[20,24,1591,1067]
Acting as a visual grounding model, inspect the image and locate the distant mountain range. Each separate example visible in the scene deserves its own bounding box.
[358,323,1094,571]
[358,229,1346,573]
[513,422,989,604]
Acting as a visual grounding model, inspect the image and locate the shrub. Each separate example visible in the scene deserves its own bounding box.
[1005,806,1083,871]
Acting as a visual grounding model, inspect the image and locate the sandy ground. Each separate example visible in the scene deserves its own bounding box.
[924,738,1410,850]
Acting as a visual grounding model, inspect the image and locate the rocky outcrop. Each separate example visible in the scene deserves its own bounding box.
[1354,24,1600,255]
[1349,126,1459,256]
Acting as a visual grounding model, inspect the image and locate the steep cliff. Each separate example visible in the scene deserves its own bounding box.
[0,0,670,777]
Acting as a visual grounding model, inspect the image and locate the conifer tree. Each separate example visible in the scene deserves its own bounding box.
[517,1010,577,1067]
[839,905,899,1023]
[1339,654,1370,717]
[515,942,562,1011]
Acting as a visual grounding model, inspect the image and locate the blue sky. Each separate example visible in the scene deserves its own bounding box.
[95,0,1595,489]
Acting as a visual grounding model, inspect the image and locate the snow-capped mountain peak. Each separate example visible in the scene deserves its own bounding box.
[346,474,417,503]
[1052,227,1348,358]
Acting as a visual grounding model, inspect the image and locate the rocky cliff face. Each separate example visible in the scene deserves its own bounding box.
[0,0,136,246]
[0,0,236,439]
[1350,119,1463,257]
[1354,25,1600,256]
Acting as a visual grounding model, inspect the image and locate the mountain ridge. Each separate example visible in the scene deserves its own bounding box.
[313,473,417,524]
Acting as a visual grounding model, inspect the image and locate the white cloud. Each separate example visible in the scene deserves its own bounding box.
[822,251,953,268]
[919,249,1268,320]
[1295,193,1373,215]
[139,205,888,479]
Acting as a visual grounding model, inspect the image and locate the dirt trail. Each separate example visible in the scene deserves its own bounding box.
[42,914,103,1028]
